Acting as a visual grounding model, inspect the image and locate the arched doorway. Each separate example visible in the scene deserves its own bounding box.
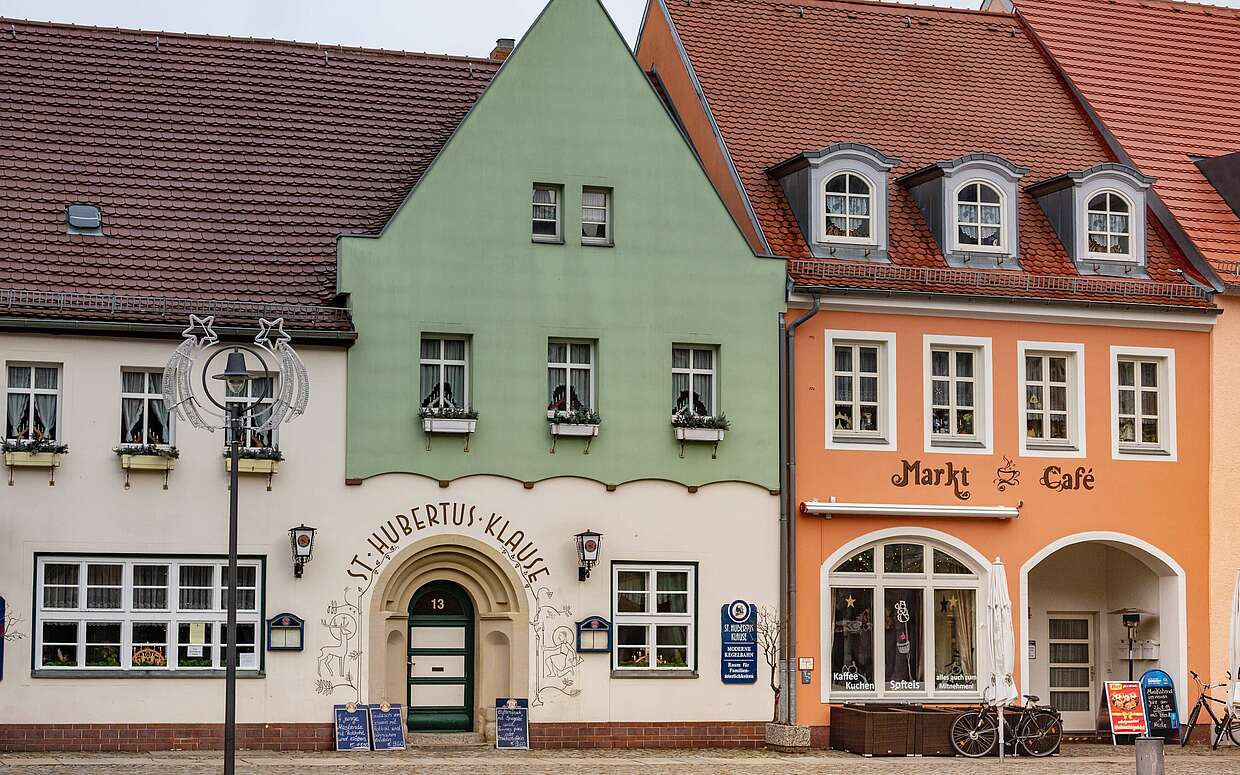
[407,581,475,732]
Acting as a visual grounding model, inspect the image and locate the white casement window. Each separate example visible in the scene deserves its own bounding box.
[419,337,469,410]
[1018,343,1085,456]
[826,538,983,700]
[612,564,696,672]
[547,340,594,412]
[224,374,275,449]
[925,336,991,453]
[581,188,611,245]
[5,363,61,442]
[1112,347,1175,459]
[823,172,873,243]
[532,184,562,242]
[955,181,1005,251]
[35,556,263,672]
[1086,192,1132,261]
[672,346,717,417]
[120,370,172,446]
[833,343,881,437]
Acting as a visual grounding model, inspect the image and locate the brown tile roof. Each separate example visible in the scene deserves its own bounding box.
[0,18,500,331]
[661,0,1213,308]
[1015,0,1240,284]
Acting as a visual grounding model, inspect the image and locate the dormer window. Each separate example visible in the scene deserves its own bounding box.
[823,172,872,242]
[954,182,1004,251]
[1027,164,1154,277]
[1086,192,1131,260]
[768,143,900,262]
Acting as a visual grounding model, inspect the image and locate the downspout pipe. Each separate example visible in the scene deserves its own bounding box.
[779,291,821,726]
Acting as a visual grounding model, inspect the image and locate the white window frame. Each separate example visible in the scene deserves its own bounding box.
[532,184,562,243]
[672,345,718,417]
[581,187,612,246]
[821,171,876,245]
[1016,342,1086,458]
[923,335,992,454]
[5,362,63,442]
[1085,190,1135,263]
[546,339,595,413]
[824,537,984,702]
[611,563,697,673]
[119,369,174,447]
[34,556,263,673]
[419,336,470,411]
[825,330,896,451]
[223,373,277,450]
[951,179,1007,254]
[1110,346,1176,461]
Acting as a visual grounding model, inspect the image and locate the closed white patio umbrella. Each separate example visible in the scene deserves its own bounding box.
[986,557,1018,760]
[1230,570,1240,705]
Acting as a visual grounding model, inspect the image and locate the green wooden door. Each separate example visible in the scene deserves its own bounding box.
[407,581,474,732]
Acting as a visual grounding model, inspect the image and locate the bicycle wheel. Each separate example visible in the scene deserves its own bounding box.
[951,710,998,758]
[1181,703,1201,747]
[1224,711,1240,748]
[1018,710,1063,757]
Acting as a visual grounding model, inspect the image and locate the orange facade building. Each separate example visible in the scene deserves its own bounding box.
[638,0,1223,740]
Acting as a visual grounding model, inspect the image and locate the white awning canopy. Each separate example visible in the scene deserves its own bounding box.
[800,498,1021,520]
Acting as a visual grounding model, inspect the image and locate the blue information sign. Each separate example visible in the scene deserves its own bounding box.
[1140,669,1180,742]
[368,703,407,751]
[495,698,530,750]
[333,703,372,751]
[721,600,758,684]
[0,596,6,682]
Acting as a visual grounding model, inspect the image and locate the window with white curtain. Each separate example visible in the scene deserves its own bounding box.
[223,374,275,448]
[1117,357,1164,449]
[420,337,469,410]
[672,346,717,417]
[823,172,873,242]
[581,188,611,244]
[1086,192,1132,260]
[547,340,594,412]
[955,182,1004,250]
[930,347,980,443]
[35,556,263,672]
[832,342,884,438]
[613,563,696,672]
[120,370,172,446]
[533,184,561,242]
[6,363,61,442]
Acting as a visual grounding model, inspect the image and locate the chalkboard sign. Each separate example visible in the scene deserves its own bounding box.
[333,703,372,751]
[1141,669,1180,742]
[495,697,530,750]
[368,703,407,751]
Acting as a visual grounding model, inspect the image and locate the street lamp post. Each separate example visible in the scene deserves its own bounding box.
[164,317,309,775]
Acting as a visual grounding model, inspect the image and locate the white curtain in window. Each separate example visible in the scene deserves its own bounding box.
[121,398,144,444]
[954,591,977,679]
[570,369,590,410]
[443,365,464,408]
[6,393,29,439]
[420,364,440,407]
[33,394,56,440]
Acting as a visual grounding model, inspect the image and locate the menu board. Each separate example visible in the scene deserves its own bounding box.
[495,698,530,750]
[1105,681,1148,737]
[333,703,372,751]
[368,703,407,751]
[1140,669,1180,741]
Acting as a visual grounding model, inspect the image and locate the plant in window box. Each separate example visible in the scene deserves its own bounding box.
[670,411,730,442]
[419,406,478,435]
[548,408,601,437]
[3,437,69,468]
[115,443,180,471]
[223,445,284,475]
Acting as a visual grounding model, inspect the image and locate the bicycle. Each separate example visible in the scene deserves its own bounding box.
[1180,670,1240,749]
[950,692,1063,758]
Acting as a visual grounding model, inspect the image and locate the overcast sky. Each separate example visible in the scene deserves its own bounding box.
[3,0,988,57]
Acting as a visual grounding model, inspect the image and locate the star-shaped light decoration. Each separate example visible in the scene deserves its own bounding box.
[845,595,856,608]
[255,317,291,348]
[181,314,218,345]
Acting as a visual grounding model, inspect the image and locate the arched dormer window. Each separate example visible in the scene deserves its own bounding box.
[827,537,983,698]
[823,172,873,242]
[955,181,1005,250]
[1086,191,1131,260]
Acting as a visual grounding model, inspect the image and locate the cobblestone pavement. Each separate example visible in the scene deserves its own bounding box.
[1,746,1238,775]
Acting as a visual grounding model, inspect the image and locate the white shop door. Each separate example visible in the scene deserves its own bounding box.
[1048,615,1095,731]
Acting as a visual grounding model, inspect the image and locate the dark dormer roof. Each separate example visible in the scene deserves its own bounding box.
[1026,164,1156,197]
[897,153,1031,189]
[767,142,900,178]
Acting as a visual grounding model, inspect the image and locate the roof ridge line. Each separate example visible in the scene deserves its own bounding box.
[733,0,1017,22]
[0,16,499,65]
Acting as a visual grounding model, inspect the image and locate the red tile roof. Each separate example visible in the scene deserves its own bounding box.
[660,0,1213,308]
[0,18,499,331]
[1014,0,1240,283]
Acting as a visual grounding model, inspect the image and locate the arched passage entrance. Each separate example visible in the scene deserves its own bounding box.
[367,534,530,740]
[1020,532,1186,732]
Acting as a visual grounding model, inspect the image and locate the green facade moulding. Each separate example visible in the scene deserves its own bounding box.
[337,0,784,489]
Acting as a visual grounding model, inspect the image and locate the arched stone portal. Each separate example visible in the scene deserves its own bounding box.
[367,534,530,740]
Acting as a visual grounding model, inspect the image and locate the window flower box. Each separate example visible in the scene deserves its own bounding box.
[3,440,68,468]
[223,448,283,475]
[116,445,179,472]
[420,407,478,435]
[671,413,730,443]
[548,409,601,438]
[674,426,726,443]
[551,423,600,437]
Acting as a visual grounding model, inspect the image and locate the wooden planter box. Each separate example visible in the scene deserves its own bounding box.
[829,704,915,756]
[674,427,726,442]
[4,451,62,468]
[550,423,600,438]
[899,706,963,756]
[120,454,177,472]
[224,457,280,475]
[422,417,477,434]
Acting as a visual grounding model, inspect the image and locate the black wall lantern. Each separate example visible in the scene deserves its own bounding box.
[574,529,602,581]
[289,524,317,578]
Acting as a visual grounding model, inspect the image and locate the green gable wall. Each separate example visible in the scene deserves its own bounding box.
[338,0,782,489]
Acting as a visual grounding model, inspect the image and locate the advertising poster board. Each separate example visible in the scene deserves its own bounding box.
[720,600,757,684]
[1105,681,1148,741]
[1140,670,1180,742]
[495,698,530,750]
[333,703,372,751]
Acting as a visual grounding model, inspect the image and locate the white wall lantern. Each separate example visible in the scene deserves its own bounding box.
[575,529,603,582]
[289,524,317,578]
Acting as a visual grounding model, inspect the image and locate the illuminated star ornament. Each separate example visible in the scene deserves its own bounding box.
[845,595,856,608]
